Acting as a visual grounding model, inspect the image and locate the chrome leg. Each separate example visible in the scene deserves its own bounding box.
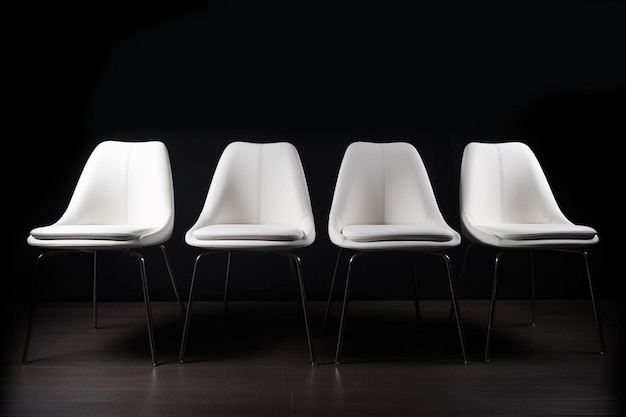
[440,253,469,364]
[484,251,503,363]
[179,252,204,364]
[421,251,469,364]
[288,256,304,325]
[159,245,185,317]
[22,250,75,364]
[282,252,316,366]
[448,243,475,325]
[322,248,343,334]
[22,253,44,364]
[581,251,605,354]
[556,248,605,355]
[130,251,157,366]
[223,252,232,318]
[335,252,363,365]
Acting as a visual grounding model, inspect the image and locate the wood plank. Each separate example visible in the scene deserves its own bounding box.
[1,300,622,417]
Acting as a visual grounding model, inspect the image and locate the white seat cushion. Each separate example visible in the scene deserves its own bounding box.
[192,224,305,241]
[341,224,456,242]
[30,225,154,241]
[477,223,597,240]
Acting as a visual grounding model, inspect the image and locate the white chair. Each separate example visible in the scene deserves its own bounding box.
[23,140,184,366]
[323,141,468,365]
[178,141,316,365]
[457,141,605,362]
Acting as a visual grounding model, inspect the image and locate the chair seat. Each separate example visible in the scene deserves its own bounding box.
[192,224,305,241]
[476,223,597,240]
[30,225,154,241]
[341,224,456,242]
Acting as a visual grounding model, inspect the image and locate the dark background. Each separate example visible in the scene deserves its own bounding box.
[7,0,625,304]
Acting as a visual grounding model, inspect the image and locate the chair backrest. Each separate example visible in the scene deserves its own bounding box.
[329,141,450,232]
[54,140,175,243]
[460,142,571,227]
[191,141,315,242]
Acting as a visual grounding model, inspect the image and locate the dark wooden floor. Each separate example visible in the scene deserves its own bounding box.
[1,299,623,417]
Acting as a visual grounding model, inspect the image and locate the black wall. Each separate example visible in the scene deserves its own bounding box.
[9,1,625,303]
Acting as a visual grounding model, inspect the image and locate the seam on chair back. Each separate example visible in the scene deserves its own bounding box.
[496,143,504,224]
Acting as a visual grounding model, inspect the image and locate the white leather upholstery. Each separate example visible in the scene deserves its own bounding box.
[328,141,461,250]
[185,141,315,250]
[28,140,174,249]
[460,142,599,248]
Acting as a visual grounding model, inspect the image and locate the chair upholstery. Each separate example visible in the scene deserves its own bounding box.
[28,141,175,248]
[458,141,604,361]
[328,141,461,250]
[324,141,468,364]
[23,140,184,366]
[184,141,315,250]
[460,142,599,248]
[179,141,316,365]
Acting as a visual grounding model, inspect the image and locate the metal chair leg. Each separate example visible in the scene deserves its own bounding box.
[129,251,157,366]
[447,243,475,326]
[223,252,232,318]
[288,256,304,322]
[419,251,469,365]
[551,249,605,355]
[282,252,316,366]
[484,251,503,363]
[22,250,75,364]
[22,254,44,364]
[440,253,469,364]
[581,251,605,354]
[335,252,362,365]
[159,245,185,317]
[322,248,343,334]
[179,253,204,364]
